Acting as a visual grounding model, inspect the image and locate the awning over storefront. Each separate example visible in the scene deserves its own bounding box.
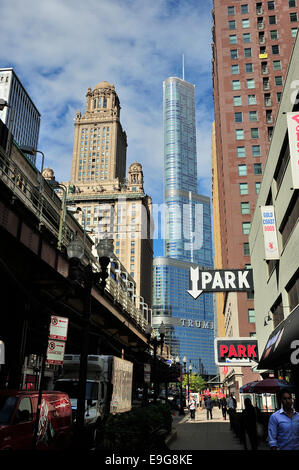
[258,304,299,370]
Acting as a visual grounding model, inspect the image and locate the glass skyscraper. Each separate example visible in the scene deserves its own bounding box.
[153,77,216,376]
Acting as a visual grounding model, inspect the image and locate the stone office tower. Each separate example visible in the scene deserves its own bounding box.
[65,81,153,308]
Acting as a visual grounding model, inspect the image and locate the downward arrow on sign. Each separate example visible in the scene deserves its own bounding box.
[187,267,203,299]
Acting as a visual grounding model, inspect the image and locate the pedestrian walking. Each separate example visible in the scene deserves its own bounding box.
[268,389,299,450]
[205,396,213,420]
[241,398,259,450]
[227,394,237,430]
[221,396,227,420]
[189,398,196,420]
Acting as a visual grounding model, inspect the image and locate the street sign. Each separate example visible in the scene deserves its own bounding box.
[187,268,254,299]
[49,316,69,341]
[46,340,66,365]
[214,337,259,366]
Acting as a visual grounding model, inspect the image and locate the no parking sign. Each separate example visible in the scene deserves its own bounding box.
[46,340,66,365]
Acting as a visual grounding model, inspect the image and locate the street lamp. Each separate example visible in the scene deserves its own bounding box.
[145,322,166,404]
[175,356,185,416]
[47,180,67,250]
[19,146,45,174]
[67,234,113,446]
[187,363,192,406]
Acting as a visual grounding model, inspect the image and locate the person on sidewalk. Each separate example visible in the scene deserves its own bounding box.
[227,394,237,430]
[189,398,196,420]
[241,397,259,450]
[221,396,227,420]
[205,396,213,420]
[268,389,299,450]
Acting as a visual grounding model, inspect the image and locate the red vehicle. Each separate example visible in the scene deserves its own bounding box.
[0,390,72,450]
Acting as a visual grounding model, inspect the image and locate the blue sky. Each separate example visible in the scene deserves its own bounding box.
[1,0,214,256]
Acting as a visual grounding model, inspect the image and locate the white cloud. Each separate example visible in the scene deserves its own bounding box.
[1,0,214,205]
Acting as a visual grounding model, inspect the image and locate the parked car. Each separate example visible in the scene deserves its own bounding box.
[0,390,72,450]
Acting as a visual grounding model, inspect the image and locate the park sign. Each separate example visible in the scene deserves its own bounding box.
[214,338,259,367]
[187,267,253,299]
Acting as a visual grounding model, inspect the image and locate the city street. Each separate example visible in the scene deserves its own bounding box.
[169,406,269,451]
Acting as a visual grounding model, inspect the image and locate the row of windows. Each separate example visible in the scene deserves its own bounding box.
[240,181,261,195]
[231,60,281,74]
[234,109,274,123]
[81,127,110,133]
[233,92,281,107]
[236,145,262,157]
[229,28,298,44]
[230,43,284,59]
[228,1,297,16]
[238,163,262,175]
[228,13,298,30]
[232,75,283,91]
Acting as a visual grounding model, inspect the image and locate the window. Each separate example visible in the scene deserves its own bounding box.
[280,193,299,247]
[287,270,299,312]
[237,146,246,158]
[252,144,261,156]
[289,0,297,7]
[251,128,259,138]
[244,243,250,256]
[255,182,261,194]
[269,15,276,24]
[245,63,253,73]
[232,80,241,90]
[240,183,249,195]
[270,29,278,39]
[264,93,272,106]
[249,111,258,121]
[267,1,275,10]
[236,129,244,140]
[254,163,262,174]
[228,6,235,15]
[242,222,251,234]
[16,398,32,423]
[276,91,282,102]
[244,47,252,57]
[248,309,256,323]
[238,164,247,176]
[230,49,238,59]
[248,94,256,105]
[272,44,280,54]
[263,77,270,90]
[241,202,250,214]
[234,112,243,122]
[246,78,255,89]
[273,60,281,70]
[243,33,251,42]
[231,64,240,74]
[233,96,242,106]
[229,34,237,44]
[275,76,283,86]
[290,12,298,22]
[229,20,236,29]
[291,27,298,37]
[242,18,250,28]
[241,4,249,14]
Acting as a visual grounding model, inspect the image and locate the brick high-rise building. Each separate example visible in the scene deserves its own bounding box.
[212,0,299,396]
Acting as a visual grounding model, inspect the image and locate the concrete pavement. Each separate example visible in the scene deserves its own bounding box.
[168,405,269,450]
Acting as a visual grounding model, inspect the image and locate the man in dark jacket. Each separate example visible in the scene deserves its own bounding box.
[205,396,213,420]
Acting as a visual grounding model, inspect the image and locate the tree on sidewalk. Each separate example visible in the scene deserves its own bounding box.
[182,373,206,392]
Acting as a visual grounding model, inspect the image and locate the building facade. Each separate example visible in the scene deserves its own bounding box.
[153,77,216,376]
[212,0,299,393]
[64,82,153,307]
[249,31,299,377]
[0,68,40,164]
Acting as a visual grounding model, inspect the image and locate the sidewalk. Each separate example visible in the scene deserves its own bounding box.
[168,406,269,451]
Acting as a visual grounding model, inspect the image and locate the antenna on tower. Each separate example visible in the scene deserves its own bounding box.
[182,54,185,81]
